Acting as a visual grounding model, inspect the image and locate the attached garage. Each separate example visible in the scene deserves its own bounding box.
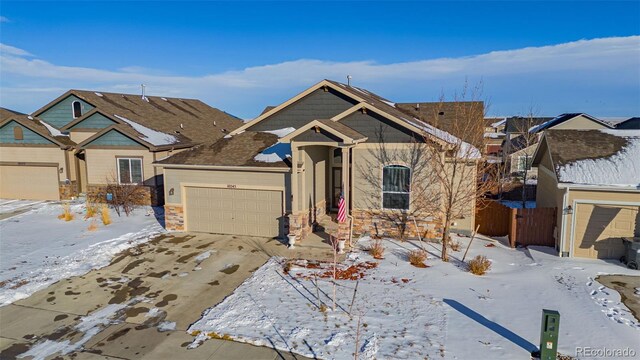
[0,163,60,201]
[572,203,639,259]
[184,186,283,237]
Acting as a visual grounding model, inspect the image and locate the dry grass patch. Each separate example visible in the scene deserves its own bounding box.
[449,240,461,252]
[58,203,74,222]
[408,249,428,268]
[87,221,99,232]
[101,204,112,225]
[467,255,492,275]
[367,239,385,259]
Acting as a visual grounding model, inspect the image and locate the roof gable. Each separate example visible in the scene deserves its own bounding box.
[280,119,367,144]
[0,120,56,145]
[36,94,95,129]
[80,126,149,149]
[529,113,611,133]
[66,111,119,130]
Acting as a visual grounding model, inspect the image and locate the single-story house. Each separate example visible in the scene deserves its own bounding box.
[532,129,640,259]
[616,117,640,130]
[0,108,77,200]
[156,79,481,240]
[26,90,242,204]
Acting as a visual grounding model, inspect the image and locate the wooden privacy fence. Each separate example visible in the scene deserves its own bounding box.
[476,200,556,248]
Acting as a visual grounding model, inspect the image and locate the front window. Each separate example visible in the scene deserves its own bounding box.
[117,158,143,184]
[517,156,532,171]
[382,165,410,210]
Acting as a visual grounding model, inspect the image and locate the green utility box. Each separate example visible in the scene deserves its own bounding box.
[539,309,560,360]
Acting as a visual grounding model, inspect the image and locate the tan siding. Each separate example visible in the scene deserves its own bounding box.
[163,167,288,209]
[70,131,96,144]
[536,169,558,208]
[84,148,156,185]
[552,115,608,130]
[0,165,60,200]
[300,145,328,210]
[0,146,69,179]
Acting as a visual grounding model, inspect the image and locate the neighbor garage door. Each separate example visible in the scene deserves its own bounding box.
[0,164,60,201]
[185,186,282,237]
[573,203,639,259]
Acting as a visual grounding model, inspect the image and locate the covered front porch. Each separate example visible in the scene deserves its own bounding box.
[280,119,368,242]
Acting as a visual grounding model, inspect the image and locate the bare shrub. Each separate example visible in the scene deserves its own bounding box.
[101,204,112,225]
[103,173,148,217]
[467,255,492,275]
[449,240,461,252]
[58,203,74,222]
[87,221,98,232]
[368,240,385,259]
[408,249,428,268]
[85,203,98,219]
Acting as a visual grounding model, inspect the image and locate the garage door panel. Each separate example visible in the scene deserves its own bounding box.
[185,187,282,237]
[0,165,60,201]
[574,204,639,259]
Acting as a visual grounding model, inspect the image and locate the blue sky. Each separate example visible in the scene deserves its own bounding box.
[1,1,639,119]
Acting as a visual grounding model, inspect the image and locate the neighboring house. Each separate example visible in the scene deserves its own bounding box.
[28,90,242,205]
[156,79,480,240]
[501,116,552,162]
[532,129,640,259]
[483,117,506,159]
[0,108,76,200]
[616,117,640,129]
[505,113,613,179]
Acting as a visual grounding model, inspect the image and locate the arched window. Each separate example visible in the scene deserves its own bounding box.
[72,101,82,118]
[382,165,410,210]
[13,126,23,140]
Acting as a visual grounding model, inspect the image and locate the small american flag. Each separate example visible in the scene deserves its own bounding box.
[337,193,347,223]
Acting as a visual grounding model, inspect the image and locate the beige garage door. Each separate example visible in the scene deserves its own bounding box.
[573,203,639,259]
[0,164,60,201]
[185,187,282,237]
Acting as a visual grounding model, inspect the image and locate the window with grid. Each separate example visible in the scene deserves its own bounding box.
[382,165,410,210]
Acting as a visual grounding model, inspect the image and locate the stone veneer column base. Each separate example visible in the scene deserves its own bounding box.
[351,209,443,240]
[164,205,184,231]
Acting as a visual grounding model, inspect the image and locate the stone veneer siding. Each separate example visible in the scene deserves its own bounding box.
[351,209,443,240]
[59,181,78,200]
[164,205,184,231]
[86,184,161,206]
[287,199,327,240]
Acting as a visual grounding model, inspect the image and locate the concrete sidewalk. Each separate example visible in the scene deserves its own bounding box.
[0,232,335,359]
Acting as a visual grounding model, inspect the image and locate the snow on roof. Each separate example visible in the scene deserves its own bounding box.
[113,114,178,146]
[484,132,505,138]
[94,92,103,97]
[403,118,482,159]
[557,131,640,187]
[528,115,563,133]
[39,120,69,137]
[491,118,506,128]
[254,143,291,163]
[260,127,296,138]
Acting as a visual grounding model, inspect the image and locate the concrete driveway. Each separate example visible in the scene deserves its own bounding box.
[0,232,335,359]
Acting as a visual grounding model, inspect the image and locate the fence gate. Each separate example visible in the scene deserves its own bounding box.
[509,207,556,248]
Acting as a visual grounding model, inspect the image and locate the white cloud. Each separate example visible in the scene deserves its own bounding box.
[1,36,639,118]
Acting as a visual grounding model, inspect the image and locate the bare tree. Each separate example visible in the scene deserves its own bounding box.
[509,106,542,207]
[419,83,498,261]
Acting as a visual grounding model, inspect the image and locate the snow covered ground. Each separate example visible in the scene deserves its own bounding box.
[187,235,639,359]
[0,199,165,306]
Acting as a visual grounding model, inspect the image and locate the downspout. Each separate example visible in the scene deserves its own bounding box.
[347,145,355,248]
[559,185,570,257]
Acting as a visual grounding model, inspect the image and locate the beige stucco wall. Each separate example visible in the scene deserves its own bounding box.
[0,146,70,180]
[70,131,96,145]
[84,148,157,186]
[560,189,640,254]
[552,116,608,130]
[351,143,476,233]
[162,167,289,211]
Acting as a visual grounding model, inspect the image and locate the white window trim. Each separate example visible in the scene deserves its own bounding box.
[71,101,82,119]
[117,158,143,185]
[516,155,532,171]
[381,164,411,211]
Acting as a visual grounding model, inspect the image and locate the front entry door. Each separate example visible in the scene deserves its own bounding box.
[332,167,342,209]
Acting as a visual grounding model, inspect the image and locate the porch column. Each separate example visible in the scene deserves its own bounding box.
[291,144,299,213]
[341,146,350,211]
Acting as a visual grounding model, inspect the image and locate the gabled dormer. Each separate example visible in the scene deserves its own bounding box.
[33,92,96,129]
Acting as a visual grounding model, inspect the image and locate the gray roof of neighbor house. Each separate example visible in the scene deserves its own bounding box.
[535,129,640,186]
[504,116,554,133]
[34,90,243,147]
[0,108,76,147]
[527,113,612,133]
[616,117,640,130]
[155,131,289,168]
